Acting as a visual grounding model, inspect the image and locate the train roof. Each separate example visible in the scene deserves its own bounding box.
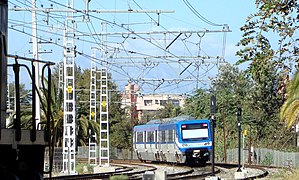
[133,123,159,131]
[145,115,203,124]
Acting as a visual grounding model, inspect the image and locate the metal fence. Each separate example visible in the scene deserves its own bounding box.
[226,148,299,168]
[45,147,299,173]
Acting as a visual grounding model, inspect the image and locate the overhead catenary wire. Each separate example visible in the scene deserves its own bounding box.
[182,0,225,27]
[8,0,229,94]
[8,25,224,94]
[10,0,228,65]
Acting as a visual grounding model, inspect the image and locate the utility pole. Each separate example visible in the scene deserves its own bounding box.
[31,0,41,129]
[0,0,8,128]
[62,0,76,174]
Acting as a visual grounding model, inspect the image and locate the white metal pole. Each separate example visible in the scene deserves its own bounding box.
[32,0,41,129]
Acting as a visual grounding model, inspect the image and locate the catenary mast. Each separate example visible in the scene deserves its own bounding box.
[62,0,76,174]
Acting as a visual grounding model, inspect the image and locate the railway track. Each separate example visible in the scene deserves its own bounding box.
[45,160,270,179]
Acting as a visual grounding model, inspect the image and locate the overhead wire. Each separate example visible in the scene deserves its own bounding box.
[131,0,206,85]
[8,19,158,81]
[9,18,180,66]
[182,0,224,27]
[47,0,190,61]
[12,0,222,67]
[8,1,162,92]
[9,0,227,93]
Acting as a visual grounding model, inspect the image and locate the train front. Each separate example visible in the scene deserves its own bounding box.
[176,120,212,165]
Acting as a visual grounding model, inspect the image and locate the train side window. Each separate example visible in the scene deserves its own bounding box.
[168,130,174,142]
[137,132,143,142]
[147,131,154,142]
[161,131,166,142]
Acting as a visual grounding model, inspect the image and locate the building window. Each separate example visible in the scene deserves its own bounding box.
[144,100,152,106]
[172,99,180,106]
[155,100,159,105]
[160,100,167,106]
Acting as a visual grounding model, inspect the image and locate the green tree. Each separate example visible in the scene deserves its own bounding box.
[156,103,182,119]
[40,78,64,146]
[109,81,132,149]
[236,0,293,141]
[6,82,34,129]
[211,64,252,147]
[183,89,210,119]
[236,0,299,69]
[49,64,101,146]
[110,120,132,149]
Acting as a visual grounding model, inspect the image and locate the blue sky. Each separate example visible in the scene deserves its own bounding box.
[8,0,257,94]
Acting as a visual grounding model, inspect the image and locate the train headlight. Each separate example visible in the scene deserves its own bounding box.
[193,150,201,157]
[194,150,201,153]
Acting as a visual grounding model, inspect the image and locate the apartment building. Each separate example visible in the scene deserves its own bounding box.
[121,83,185,122]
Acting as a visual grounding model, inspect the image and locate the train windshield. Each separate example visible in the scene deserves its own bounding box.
[181,123,209,140]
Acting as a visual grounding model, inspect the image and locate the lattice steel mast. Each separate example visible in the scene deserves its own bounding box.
[99,22,109,166]
[88,48,97,165]
[62,0,76,174]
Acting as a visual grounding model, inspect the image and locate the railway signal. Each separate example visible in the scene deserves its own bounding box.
[234,107,248,179]
[210,95,216,177]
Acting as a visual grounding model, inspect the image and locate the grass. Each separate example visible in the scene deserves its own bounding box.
[265,168,299,180]
[282,168,299,180]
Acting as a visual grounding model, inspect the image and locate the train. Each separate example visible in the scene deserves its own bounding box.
[133,116,212,165]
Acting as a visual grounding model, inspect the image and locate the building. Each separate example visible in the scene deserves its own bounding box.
[121,83,185,123]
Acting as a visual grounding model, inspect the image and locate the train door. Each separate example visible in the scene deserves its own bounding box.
[167,129,175,150]
[158,130,162,151]
[167,130,172,150]
[134,131,136,149]
[173,129,176,149]
[155,130,158,150]
[144,131,146,149]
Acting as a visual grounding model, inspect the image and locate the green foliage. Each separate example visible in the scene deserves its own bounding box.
[237,1,299,68]
[48,62,127,147]
[110,120,132,149]
[235,0,297,145]
[75,163,93,174]
[184,61,297,154]
[261,153,273,166]
[156,103,182,119]
[183,89,210,119]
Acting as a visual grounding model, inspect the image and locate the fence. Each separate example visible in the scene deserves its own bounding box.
[45,147,299,173]
[226,148,299,167]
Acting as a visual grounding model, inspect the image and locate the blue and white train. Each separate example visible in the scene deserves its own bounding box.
[133,116,212,165]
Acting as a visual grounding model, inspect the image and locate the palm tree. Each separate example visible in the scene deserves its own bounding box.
[40,78,100,147]
[40,78,64,146]
[280,71,299,128]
